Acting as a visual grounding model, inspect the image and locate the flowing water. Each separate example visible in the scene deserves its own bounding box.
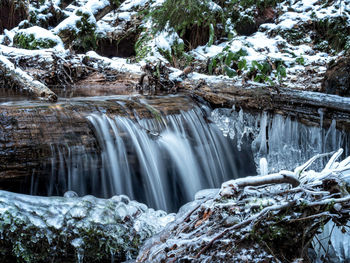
[42,100,255,212]
[39,99,350,213]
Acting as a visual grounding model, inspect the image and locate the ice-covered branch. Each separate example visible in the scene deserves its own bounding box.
[137,149,350,262]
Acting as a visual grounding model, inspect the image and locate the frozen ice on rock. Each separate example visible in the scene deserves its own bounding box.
[0,190,173,261]
[194,189,219,200]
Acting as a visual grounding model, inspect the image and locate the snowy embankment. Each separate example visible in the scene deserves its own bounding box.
[1,0,349,92]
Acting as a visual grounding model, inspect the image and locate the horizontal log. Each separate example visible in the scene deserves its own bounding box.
[180,80,350,132]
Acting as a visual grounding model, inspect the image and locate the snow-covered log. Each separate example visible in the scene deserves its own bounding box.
[0,55,57,102]
[137,150,350,262]
[0,190,174,262]
[180,79,350,132]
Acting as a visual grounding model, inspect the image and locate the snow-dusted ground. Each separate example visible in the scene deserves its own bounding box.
[1,0,348,90]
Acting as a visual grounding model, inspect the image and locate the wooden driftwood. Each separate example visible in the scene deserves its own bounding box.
[0,55,57,102]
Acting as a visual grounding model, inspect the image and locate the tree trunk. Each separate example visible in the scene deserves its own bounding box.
[0,0,28,33]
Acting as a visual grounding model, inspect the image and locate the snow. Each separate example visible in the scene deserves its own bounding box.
[85,51,142,74]
[85,0,110,15]
[54,7,96,35]
[155,31,182,51]
[16,26,65,51]
[119,0,149,11]
[1,0,343,91]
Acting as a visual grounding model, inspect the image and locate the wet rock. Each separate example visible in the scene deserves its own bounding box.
[321,57,350,96]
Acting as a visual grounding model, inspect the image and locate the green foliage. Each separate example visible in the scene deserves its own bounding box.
[208,23,215,47]
[275,60,287,84]
[207,44,287,85]
[13,32,58,50]
[276,28,308,45]
[313,16,350,53]
[295,56,305,65]
[56,9,97,52]
[150,0,222,37]
[208,48,248,75]
[250,60,273,84]
[135,30,153,61]
[148,0,285,51]
[74,10,97,51]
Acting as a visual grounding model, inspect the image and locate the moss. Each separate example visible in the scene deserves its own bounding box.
[13,32,58,49]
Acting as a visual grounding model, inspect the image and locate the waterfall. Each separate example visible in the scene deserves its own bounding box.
[46,105,255,212]
[44,104,350,212]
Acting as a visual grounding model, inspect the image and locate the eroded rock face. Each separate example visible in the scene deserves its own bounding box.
[0,190,174,262]
[321,57,350,97]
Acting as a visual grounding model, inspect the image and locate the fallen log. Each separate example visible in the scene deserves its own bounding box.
[180,79,350,132]
[137,150,350,262]
[0,55,57,102]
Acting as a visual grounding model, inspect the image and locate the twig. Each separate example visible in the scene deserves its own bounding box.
[288,212,333,223]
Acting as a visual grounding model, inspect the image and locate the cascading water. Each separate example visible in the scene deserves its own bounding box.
[45,104,255,212]
[43,101,350,213]
[25,96,350,261]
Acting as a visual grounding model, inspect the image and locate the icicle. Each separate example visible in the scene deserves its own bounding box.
[259,158,268,176]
